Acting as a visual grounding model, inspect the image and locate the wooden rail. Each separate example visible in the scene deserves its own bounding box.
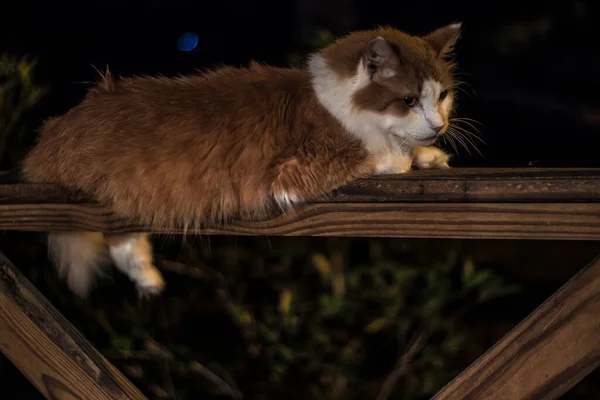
[0,251,147,400]
[433,255,600,400]
[1,167,599,399]
[1,168,600,240]
[2,168,600,204]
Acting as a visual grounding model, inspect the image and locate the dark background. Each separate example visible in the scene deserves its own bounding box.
[1,0,599,168]
[1,1,600,399]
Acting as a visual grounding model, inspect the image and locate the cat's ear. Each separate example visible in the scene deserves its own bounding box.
[425,22,462,57]
[363,36,399,81]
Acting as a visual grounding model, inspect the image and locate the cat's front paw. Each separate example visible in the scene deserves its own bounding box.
[412,146,451,169]
[374,152,412,175]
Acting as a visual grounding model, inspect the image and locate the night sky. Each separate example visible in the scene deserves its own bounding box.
[2,0,599,168]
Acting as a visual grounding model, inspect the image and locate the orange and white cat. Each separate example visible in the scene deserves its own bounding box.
[22,23,462,297]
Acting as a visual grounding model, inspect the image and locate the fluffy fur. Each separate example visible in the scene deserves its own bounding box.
[22,23,463,297]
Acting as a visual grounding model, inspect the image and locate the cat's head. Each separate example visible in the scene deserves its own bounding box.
[309,23,461,152]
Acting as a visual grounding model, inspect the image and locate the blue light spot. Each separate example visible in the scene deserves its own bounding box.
[178,32,198,52]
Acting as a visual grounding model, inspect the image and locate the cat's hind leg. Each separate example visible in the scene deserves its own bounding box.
[105,233,165,296]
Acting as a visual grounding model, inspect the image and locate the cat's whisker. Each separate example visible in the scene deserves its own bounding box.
[449,126,479,154]
[449,79,476,98]
[450,118,485,137]
[448,136,460,156]
[400,136,412,152]
[450,123,487,145]
[460,133,483,157]
[440,133,459,156]
[454,71,476,78]
[444,129,464,153]
[449,118,485,139]
[450,117,483,125]
[447,128,472,156]
[447,125,484,157]
[452,86,472,98]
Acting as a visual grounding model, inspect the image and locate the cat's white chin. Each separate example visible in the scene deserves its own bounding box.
[398,135,438,147]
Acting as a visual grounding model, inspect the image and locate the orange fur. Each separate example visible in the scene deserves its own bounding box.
[23,65,375,227]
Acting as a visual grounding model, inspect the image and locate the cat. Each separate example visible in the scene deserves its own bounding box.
[21,23,462,297]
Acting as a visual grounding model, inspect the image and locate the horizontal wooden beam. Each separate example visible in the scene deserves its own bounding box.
[1,168,599,240]
[325,168,600,203]
[432,255,600,400]
[0,202,599,240]
[2,168,600,204]
[0,251,147,400]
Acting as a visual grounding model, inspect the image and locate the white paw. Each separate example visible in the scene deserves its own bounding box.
[134,265,165,297]
[412,146,451,169]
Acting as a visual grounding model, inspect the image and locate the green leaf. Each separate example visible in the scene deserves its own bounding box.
[279,289,293,314]
[279,345,296,362]
[341,338,362,361]
[318,294,345,316]
[364,317,389,333]
[110,335,134,351]
[394,267,419,284]
[257,323,279,342]
[442,333,465,355]
[312,253,332,283]
[465,269,495,288]
[462,257,475,281]
[478,282,521,302]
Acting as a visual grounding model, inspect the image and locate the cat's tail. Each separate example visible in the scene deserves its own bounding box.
[0,168,106,295]
[47,231,109,297]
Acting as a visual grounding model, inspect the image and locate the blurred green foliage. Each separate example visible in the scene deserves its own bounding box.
[287,28,336,67]
[0,54,47,167]
[31,236,518,400]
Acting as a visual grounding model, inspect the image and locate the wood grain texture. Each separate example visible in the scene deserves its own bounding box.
[0,202,599,240]
[322,168,600,203]
[1,168,600,204]
[433,255,600,400]
[0,251,147,400]
[0,168,599,240]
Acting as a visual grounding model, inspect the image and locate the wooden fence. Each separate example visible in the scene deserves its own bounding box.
[0,167,599,399]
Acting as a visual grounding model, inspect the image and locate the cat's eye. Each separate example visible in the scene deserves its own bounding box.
[404,96,417,107]
[439,90,449,101]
